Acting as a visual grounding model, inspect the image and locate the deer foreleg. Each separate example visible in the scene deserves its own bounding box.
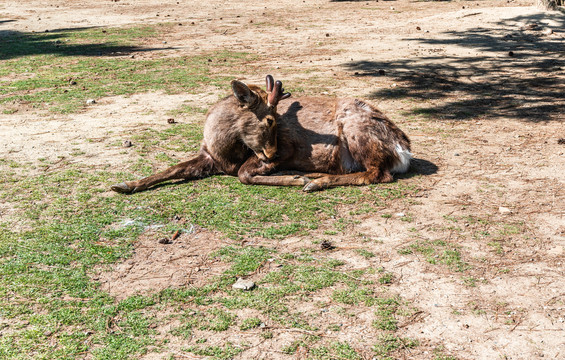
[111,152,218,193]
[237,157,310,187]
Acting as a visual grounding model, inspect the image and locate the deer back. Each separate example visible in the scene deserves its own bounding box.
[274,97,411,174]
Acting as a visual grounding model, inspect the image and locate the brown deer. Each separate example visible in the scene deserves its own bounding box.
[111,75,298,193]
[111,75,412,193]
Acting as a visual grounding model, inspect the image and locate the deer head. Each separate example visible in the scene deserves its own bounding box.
[230,75,291,161]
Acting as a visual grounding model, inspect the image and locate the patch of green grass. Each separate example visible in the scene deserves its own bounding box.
[213,245,272,277]
[309,341,362,360]
[0,25,252,113]
[281,341,300,355]
[183,343,244,360]
[398,240,469,272]
[240,317,262,330]
[132,122,204,156]
[355,249,376,259]
[378,272,394,285]
[373,334,418,358]
[167,103,209,117]
[202,308,236,332]
[373,298,400,331]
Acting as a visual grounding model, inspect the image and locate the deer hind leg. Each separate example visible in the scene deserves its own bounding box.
[270,170,329,179]
[302,168,393,192]
[111,152,218,194]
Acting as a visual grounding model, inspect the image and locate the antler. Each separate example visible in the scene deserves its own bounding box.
[265,75,291,108]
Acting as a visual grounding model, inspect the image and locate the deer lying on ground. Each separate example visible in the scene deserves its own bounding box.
[111,75,411,193]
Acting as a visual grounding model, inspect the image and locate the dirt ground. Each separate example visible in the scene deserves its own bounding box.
[1,0,564,359]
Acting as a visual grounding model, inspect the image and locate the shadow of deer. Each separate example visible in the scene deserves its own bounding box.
[111,75,412,193]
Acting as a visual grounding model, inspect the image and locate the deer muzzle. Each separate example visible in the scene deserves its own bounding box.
[262,146,277,161]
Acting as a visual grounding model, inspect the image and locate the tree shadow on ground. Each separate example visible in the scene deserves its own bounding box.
[343,12,565,122]
[0,26,170,60]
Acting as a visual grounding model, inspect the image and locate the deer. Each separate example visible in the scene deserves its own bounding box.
[111,75,412,194]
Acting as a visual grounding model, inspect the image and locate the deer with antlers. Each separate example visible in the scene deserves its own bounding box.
[111,75,411,193]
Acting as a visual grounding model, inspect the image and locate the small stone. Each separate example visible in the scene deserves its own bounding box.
[320,240,334,250]
[508,51,514,57]
[325,33,330,37]
[416,26,421,30]
[454,152,460,156]
[123,140,133,148]
[167,118,176,124]
[85,99,96,105]
[395,212,405,218]
[498,207,512,215]
[158,237,172,244]
[378,69,385,75]
[542,28,553,35]
[232,278,255,290]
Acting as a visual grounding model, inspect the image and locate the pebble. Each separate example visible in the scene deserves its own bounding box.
[85,99,96,105]
[232,278,255,290]
[498,206,512,215]
[123,140,133,148]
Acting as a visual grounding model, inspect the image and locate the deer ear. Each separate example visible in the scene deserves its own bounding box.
[231,80,257,106]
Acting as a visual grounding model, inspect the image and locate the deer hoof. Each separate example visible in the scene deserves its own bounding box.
[302,181,322,192]
[111,182,134,194]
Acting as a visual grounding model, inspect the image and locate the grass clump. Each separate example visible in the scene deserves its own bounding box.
[309,341,362,360]
[373,334,418,358]
[0,25,252,113]
[240,317,262,330]
[183,343,244,360]
[398,240,469,272]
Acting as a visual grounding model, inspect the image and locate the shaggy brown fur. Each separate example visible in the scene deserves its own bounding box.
[111,76,411,193]
[111,77,286,193]
[237,96,412,191]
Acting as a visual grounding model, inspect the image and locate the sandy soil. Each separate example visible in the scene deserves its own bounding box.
[1,0,563,359]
